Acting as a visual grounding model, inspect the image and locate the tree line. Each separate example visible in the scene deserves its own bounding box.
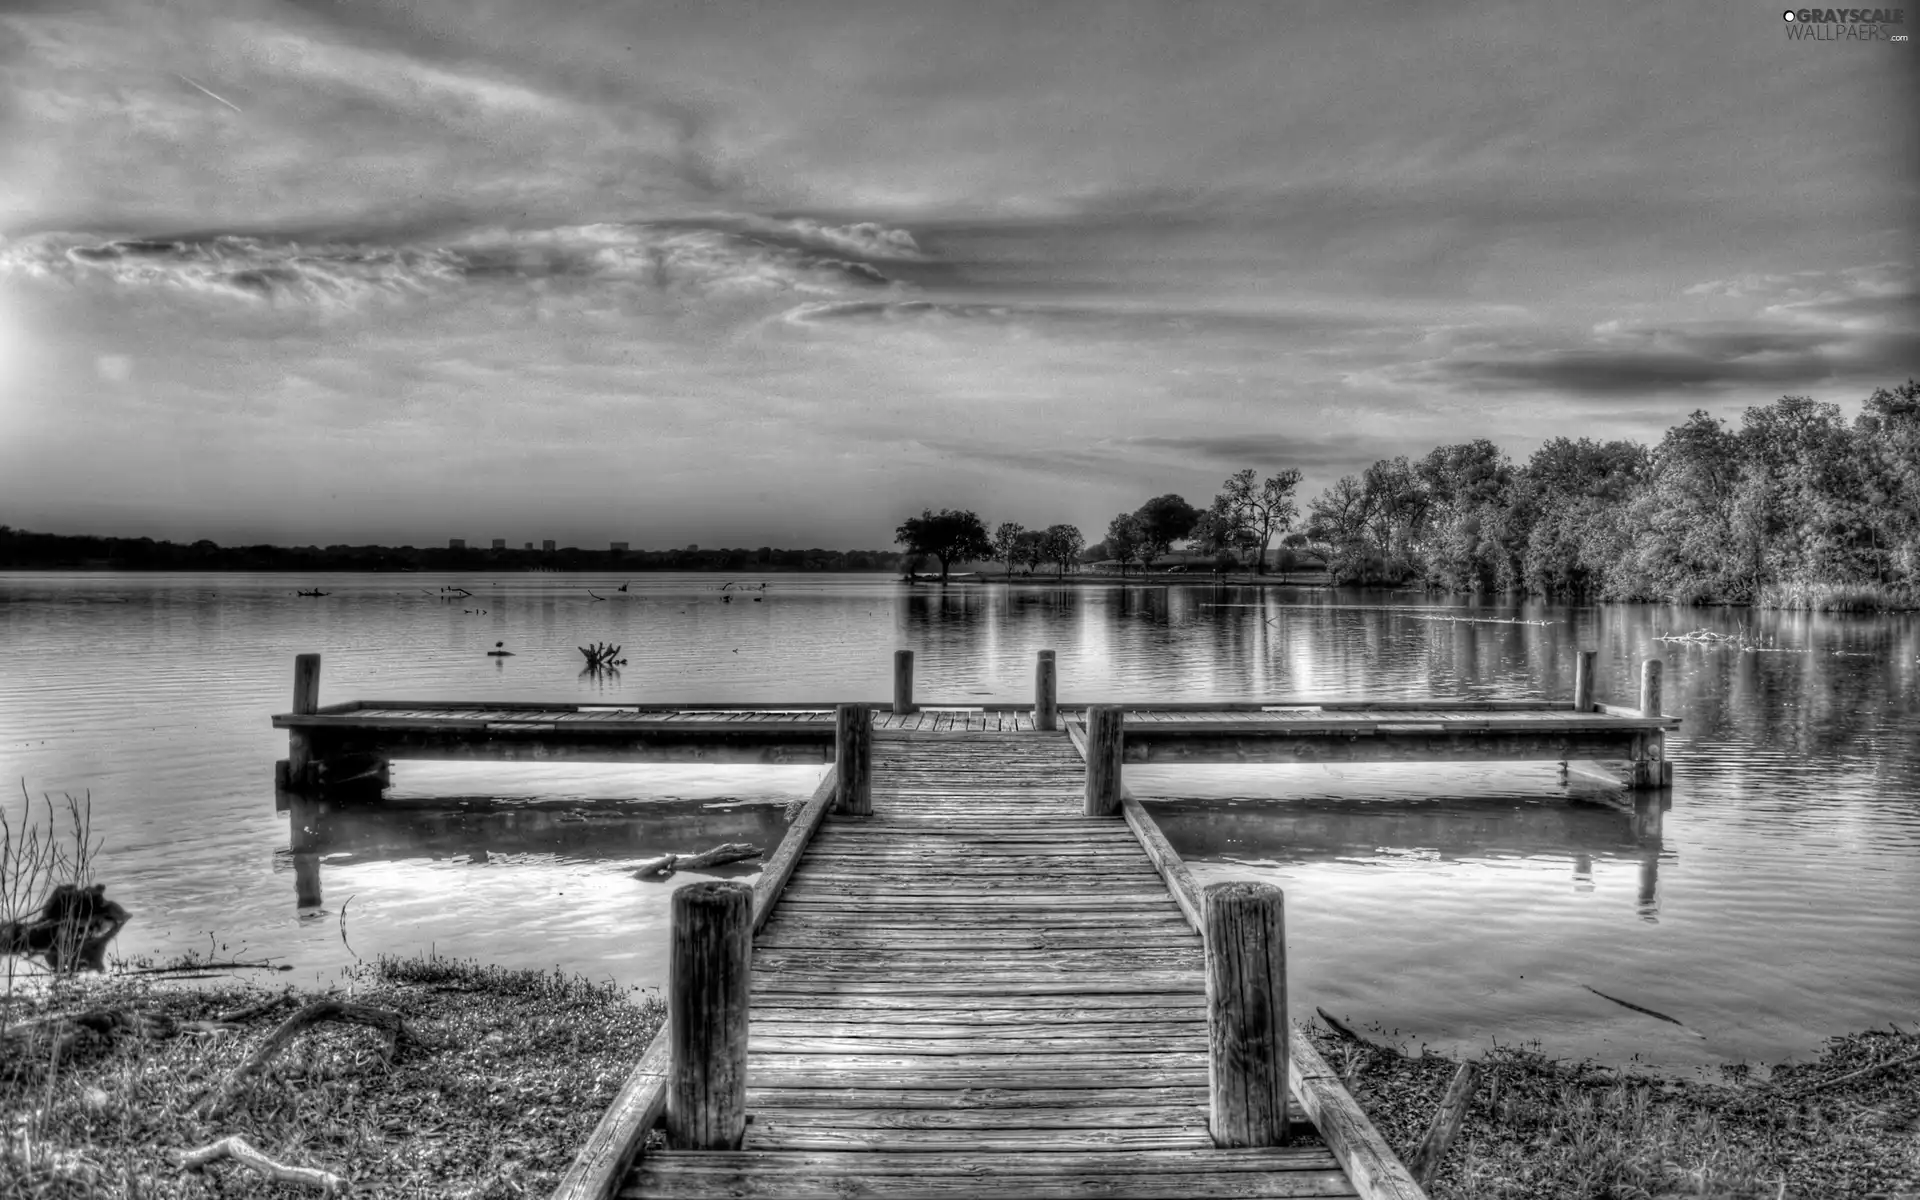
[1302,381,1919,607]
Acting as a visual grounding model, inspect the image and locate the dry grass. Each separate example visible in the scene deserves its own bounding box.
[1314,1023,1920,1199]
[1,954,664,1198]
[1756,581,1920,612]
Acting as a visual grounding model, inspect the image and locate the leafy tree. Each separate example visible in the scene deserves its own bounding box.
[894,508,992,583]
[1132,494,1199,567]
[1212,469,1303,574]
[1039,524,1086,578]
[1105,513,1147,576]
[1014,529,1048,575]
[992,521,1026,579]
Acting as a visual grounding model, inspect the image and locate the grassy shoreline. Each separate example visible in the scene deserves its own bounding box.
[2,956,663,1199]
[5,963,1913,1199]
[1308,1022,1920,1199]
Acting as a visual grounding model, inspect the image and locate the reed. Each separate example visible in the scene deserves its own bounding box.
[1756,580,1920,612]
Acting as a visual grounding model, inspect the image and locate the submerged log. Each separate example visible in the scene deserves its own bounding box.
[633,843,763,880]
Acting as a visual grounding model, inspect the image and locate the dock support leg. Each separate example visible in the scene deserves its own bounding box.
[893,650,916,715]
[293,853,322,908]
[835,704,872,815]
[1629,730,1667,790]
[1035,650,1057,732]
[1083,706,1124,817]
[667,880,752,1152]
[1203,881,1290,1148]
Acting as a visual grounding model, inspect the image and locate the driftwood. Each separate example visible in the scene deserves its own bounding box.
[1406,1061,1480,1187]
[178,1136,345,1193]
[194,1000,406,1117]
[3,1006,180,1070]
[1317,1007,1397,1056]
[632,843,762,880]
[579,641,626,668]
[0,884,130,971]
[1790,1047,1920,1097]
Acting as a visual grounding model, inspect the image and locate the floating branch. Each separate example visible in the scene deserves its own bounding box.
[294,589,329,598]
[632,842,762,879]
[579,642,626,668]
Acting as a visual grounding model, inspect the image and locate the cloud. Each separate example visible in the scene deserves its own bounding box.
[1405,265,1917,397]
[0,222,903,311]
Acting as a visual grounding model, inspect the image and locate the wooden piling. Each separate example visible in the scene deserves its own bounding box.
[1034,650,1057,732]
[834,704,872,815]
[1082,706,1124,816]
[893,650,916,715]
[1203,880,1290,1148]
[293,853,322,908]
[666,880,752,1152]
[1640,658,1663,718]
[288,654,321,789]
[1572,649,1596,712]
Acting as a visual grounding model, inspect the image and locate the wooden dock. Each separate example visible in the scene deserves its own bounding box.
[269,650,1680,1200]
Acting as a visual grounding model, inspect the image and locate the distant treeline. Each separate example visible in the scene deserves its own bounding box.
[1302,381,1920,610]
[0,529,913,574]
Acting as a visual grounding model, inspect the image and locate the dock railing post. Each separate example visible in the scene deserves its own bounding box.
[835,704,873,815]
[1035,650,1057,731]
[667,880,752,1151]
[1572,649,1596,712]
[1203,880,1289,1148]
[1639,658,1663,718]
[1083,706,1123,816]
[893,650,916,715]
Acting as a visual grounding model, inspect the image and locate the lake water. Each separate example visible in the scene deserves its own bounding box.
[2,571,1915,1074]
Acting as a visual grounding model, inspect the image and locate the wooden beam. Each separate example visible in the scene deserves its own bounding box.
[1123,731,1646,764]
[1083,707,1124,817]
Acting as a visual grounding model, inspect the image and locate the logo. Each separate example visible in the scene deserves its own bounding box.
[1783,8,1908,38]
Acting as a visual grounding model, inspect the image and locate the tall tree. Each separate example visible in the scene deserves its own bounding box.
[1014,529,1048,575]
[1132,494,1199,567]
[991,521,1026,579]
[1039,524,1086,578]
[1214,469,1303,575]
[894,508,993,584]
[1105,513,1147,576]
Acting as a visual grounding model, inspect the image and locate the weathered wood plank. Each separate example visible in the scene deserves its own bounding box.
[744,1124,1217,1152]
[742,1086,1211,1109]
[744,1103,1210,1129]
[750,768,836,934]
[749,1033,1206,1056]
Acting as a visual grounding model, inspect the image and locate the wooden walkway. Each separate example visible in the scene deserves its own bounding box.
[627,730,1366,1199]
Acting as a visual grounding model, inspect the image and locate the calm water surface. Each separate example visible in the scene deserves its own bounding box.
[2,572,1915,1073]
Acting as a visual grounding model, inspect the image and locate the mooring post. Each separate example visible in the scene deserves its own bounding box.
[1203,880,1290,1148]
[1572,649,1596,712]
[1639,658,1663,718]
[835,704,872,815]
[293,853,322,908]
[288,653,321,790]
[1083,706,1124,816]
[666,880,753,1151]
[893,649,916,715]
[1035,650,1057,731]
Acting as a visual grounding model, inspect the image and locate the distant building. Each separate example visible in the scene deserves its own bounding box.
[610,541,629,553]
[491,538,506,550]
[449,538,465,550]
[524,542,533,550]
[543,539,556,553]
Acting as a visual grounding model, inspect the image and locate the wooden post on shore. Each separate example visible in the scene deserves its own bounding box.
[1083,706,1124,816]
[1203,880,1289,1148]
[893,650,916,715]
[1035,650,1057,732]
[1572,649,1596,712]
[293,853,321,908]
[666,880,752,1151]
[835,704,872,815]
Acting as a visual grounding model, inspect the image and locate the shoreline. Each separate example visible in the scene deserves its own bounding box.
[4,965,1911,1199]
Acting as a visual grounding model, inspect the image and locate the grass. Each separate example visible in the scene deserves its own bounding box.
[1314,1023,1920,1199]
[1755,580,1920,612]
[1,953,665,1198]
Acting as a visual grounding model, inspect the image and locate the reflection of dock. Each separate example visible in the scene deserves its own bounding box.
[267,650,1677,1200]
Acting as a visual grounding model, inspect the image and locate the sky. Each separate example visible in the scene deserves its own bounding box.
[0,0,1914,548]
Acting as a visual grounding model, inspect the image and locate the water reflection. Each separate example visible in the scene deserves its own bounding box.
[1,571,1915,1070]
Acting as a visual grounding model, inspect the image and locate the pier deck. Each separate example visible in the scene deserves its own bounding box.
[269,650,1681,1200]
